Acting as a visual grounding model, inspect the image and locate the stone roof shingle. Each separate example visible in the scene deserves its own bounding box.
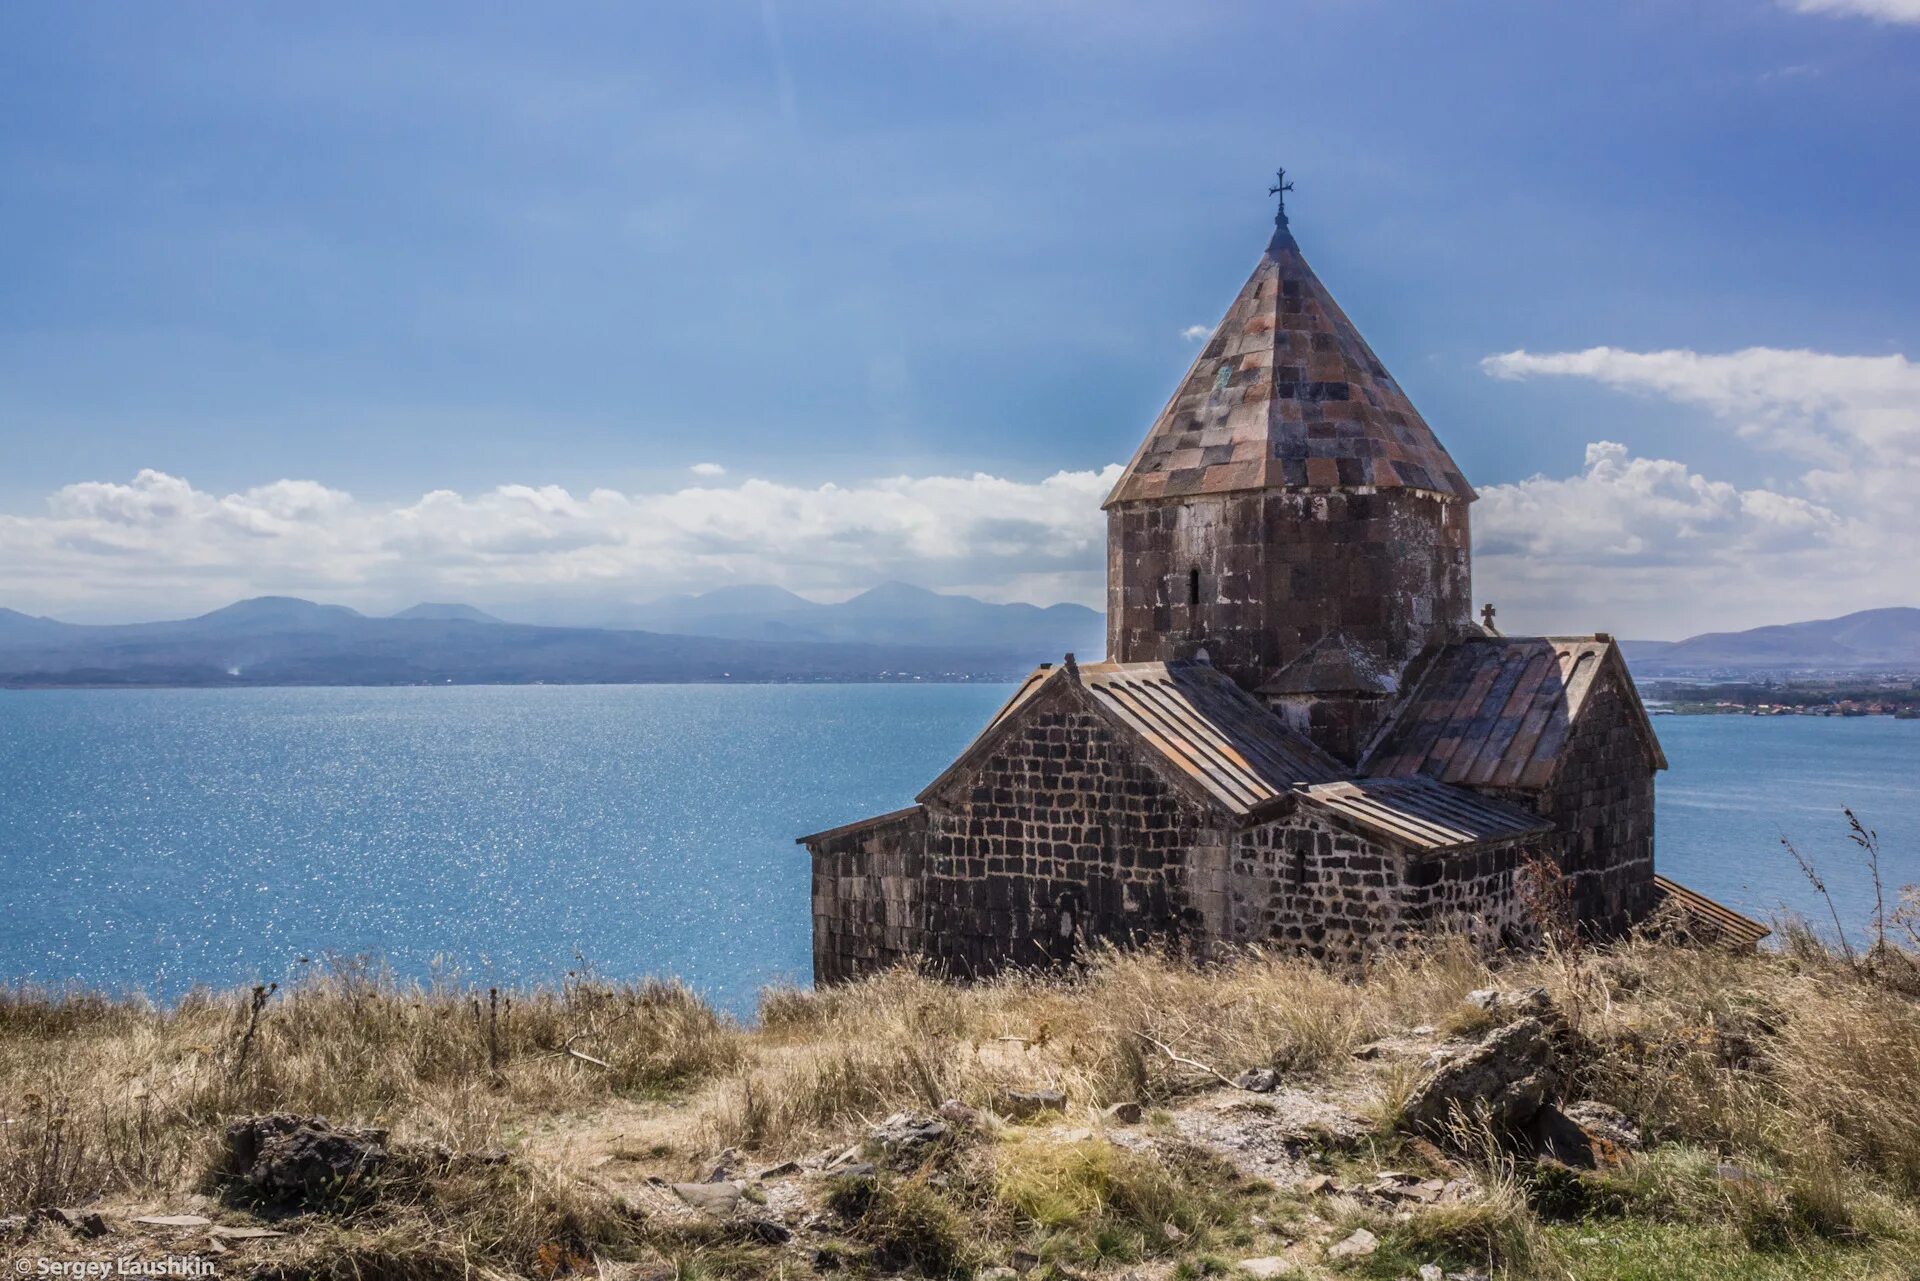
[1104,222,1473,508]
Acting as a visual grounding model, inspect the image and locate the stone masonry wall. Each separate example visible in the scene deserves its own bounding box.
[809,808,930,986]
[1106,488,1471,700]
[917,683,1216,979]
[808,682,1565,982]
[1226,814,1414,961]
[1534,670,1658,937]
[1226,813,1535,963]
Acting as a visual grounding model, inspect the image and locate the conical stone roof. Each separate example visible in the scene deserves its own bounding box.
[1104,215,1473,508]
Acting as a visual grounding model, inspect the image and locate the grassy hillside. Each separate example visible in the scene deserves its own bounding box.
[4,932,1920,1280]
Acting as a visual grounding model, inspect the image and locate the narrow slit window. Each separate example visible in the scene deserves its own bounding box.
[1188,568,1201,608]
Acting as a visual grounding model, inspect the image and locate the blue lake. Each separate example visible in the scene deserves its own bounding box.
[2,685,1915,1009]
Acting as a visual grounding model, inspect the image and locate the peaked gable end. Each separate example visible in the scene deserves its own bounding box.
[1362,636,1665,790]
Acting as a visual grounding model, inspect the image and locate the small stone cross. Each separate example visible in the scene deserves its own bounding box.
[1481,602,1499,634]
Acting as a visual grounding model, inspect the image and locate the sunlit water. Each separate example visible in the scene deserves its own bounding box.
[2,686,1914,1009]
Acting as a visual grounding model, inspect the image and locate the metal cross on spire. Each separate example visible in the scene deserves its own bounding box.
[1268,167,1294,227]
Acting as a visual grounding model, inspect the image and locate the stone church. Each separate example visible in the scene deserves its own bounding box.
[801,187,1748,984]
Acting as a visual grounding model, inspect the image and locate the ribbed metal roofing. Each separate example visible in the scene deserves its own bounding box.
[1653,875,1771,947]
[1298,776,1551,852]
[1363,636,1666,789]
[1104,222,1473,509]
[1076,660,1343,813]
[926,658,1341,817]
[797,804,926,848]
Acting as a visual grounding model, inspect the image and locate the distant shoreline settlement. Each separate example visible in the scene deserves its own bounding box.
[1642,677,1920,717]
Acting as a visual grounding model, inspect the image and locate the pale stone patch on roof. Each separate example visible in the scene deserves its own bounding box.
[1258,631,1400,696]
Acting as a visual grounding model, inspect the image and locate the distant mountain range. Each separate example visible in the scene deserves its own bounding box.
[0,586,1107,688]
[2,591,1909,688]
[1622,608,1920,675]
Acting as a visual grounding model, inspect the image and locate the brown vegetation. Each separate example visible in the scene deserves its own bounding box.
[4,923,1920,1278]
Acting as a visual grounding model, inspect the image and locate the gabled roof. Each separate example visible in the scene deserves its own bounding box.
[1258,632,1399,697]
[1104,219,1472,509]
[919,658,1341,818]
[797,804,926,848]
[1653,875,1771,948]
[1299,777,1552,852]
[1362,636,1667,790]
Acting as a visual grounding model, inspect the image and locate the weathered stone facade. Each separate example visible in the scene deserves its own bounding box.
[1531,668,1659,935]
[1222,815,1532,963]
[917,682,1203,977]
[807,807,929,986]
[808,672,1553,982]
[1106,488,1471,719]
[800,195,1682,986]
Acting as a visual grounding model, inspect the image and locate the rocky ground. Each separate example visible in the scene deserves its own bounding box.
[6,937,1920,1279]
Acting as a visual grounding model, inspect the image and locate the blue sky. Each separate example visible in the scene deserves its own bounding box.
[2,1,1916,635]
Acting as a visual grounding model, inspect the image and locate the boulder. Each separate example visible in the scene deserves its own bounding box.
[1239,1258,1291,1278]
[1562,1101,1642,1152]
[1400,1016,1559,1136]
[36,1208,109,1239]
[936,1098,985,1128]
[220,1114,388,1207]
[1525,1100,1643,1169]
[1327,1227,1378,1259]
[670,1182,744,1216]
[868,1111,949,1167]
[1234,1067,1279,1093]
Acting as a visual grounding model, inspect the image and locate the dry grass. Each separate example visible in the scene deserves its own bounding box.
[0,966,741,1212]
[6,927,1920,1277]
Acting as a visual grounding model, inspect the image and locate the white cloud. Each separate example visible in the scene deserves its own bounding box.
[1479,347,1917,636]
[689,462,727,477]
[0,465,1120,622]
[1180,325,1211,342]
[1788,0,1920,24]
[10,344,1912,638]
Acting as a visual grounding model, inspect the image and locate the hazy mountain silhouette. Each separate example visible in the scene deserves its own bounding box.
[6,593,1907,688]
[391,603,503,623]
[1622,607,1920,673]
[0,591,1091,687]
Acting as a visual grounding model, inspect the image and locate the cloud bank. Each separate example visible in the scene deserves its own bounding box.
[5,345,1911,637]
[1788,0,1920,24]
[1,467,1119,623]
[1476,346,1916,635]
